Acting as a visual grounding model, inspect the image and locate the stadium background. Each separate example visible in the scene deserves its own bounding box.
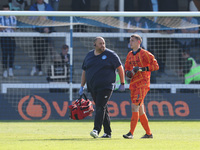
[0,0,200,121]
[0,0,193,11]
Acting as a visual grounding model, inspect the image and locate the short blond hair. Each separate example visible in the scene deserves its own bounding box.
[130,34,142,43]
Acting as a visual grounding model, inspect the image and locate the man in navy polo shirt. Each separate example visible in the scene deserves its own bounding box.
[79,36,125,138]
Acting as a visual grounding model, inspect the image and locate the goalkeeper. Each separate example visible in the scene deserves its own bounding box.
[123,34,159,139]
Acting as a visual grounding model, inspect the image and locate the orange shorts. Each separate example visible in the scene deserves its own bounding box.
[130,88,149,106]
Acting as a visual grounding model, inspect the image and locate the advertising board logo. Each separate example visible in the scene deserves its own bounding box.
[18,95,51,120]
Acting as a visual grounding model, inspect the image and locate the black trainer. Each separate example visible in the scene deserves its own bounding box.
[123,132,133,139]
[141,134,153,138]
[100,133,111,138]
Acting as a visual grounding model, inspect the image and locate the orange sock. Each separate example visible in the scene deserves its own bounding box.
[129,112,139,135]
[139,113,151,135]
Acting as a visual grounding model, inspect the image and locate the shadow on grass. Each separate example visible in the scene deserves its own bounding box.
[19,138,120,141]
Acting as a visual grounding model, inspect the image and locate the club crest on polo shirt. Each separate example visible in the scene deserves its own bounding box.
[102,55,107,60]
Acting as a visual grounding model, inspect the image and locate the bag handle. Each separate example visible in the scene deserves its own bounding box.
[79,93,88,100]
[77,93,88,106]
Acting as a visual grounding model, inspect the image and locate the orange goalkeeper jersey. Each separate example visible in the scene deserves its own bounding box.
[125,48,159,90]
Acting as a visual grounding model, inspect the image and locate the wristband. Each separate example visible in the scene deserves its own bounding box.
[141,67,149,71]
[121,83,125,85]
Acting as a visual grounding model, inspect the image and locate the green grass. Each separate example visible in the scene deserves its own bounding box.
[0,120,200,150]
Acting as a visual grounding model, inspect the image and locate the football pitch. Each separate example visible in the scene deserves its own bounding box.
[0,120,200,150]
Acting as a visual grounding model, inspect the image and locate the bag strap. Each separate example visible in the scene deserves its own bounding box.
[79,93,88,100]
[77,93,88,106]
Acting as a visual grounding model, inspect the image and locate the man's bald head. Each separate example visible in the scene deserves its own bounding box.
[93,36,106,53]
[94,36,105,44]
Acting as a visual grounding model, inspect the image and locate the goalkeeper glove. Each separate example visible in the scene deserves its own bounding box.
[125,67,139,78]
[134,66,149,72]
[133,66,140,73]
[139,67,149,71]
[125,70,133,78]
[126,67,149,78]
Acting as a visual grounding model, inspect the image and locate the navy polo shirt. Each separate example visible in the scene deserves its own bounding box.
[82,49,122,91]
